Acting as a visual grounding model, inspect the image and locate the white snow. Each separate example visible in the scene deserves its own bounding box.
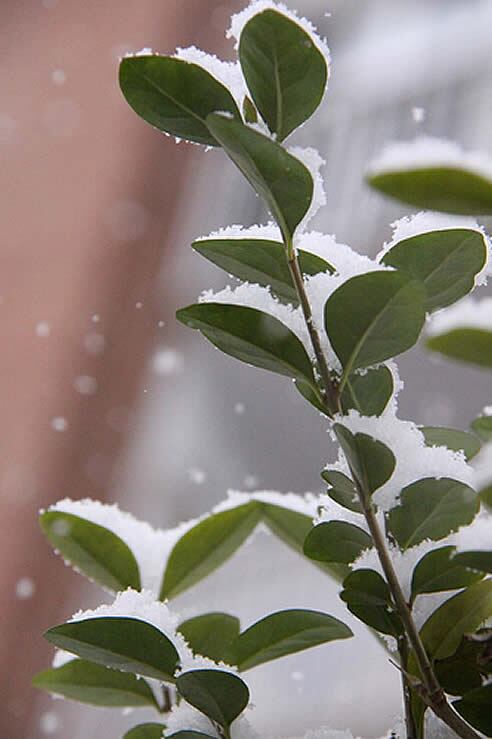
[73,375,98,395]
[123,47,155,59]
[16,576,35,600]
[427,296,492,337]
[287,146,326,231]
[411,107,425,123]
[152,348,184,376]
[51,417,68,432]
[36,321,51,337]
[48,498,199,593]
[198,230,390,373]
[227,0,331,70]
[196,222,282,244]
[212,489,317,518]
[331,409,473,512]
[40,711,61,735]
[174,46,247,109]
[51,69,66,86]
[84,332,105,355]
[368,136,492,183]
[188,467,206,485]
[472,443,492,491]
[378,211,492,287]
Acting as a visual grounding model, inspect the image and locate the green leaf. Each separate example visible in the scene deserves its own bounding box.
[33,659,158,708]
[471,414,492,442]
[260,502,349,581]
[411,546,484,599]
[192,238,333,305]
[340,366,394,417]
[124,725,167,739]
[178,613,240,663]
[420,579,492,659]
[453,684,492,735]
[381,229,487,312]
[321,469,362,513]
[367,166,492,215]
[420,426,481,461]
[176,303,316,386]
[176,669,249,729]
[40,511,141,592]
[239,9,328,141]
[119,56,240,147]
[160,503,261,600]
[44,617,180,682]
[387,478,478,550]
[303,521,372,564]
[435,631,491,696]
[229,609,352,671]
[427,327,492,368]
[294,378,327,415]
[206,114,313,242]
[453,550,492,573]
[325,271,426,379]
[340,569,403,636]
[334,424,395,496]
[242,96,258,124]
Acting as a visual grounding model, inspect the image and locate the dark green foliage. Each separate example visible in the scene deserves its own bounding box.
[239,9,328,140]
[119,56,240,146]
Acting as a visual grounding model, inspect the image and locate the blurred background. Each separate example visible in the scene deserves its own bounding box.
[2,1,492,737]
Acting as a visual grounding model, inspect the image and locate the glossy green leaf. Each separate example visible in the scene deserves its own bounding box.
[303,521,372,564]
[44,617,180,682]
[119,56,240,146]
[242,96,258,124]
[321,469,362,513]
[435,631,491,696]
[229,609,352,671]
[260,502,349,581]
[239,9,327,141]
[178,613,240,663]
[176,303,316,386]
[382,229,487,312]
[453,684,492,735]
[471,414,492,442]
[294,378,327,415]
[160,502,261,600]
[411,546,483,599]
[340,366,394,417]
[427,327,492,368]
[176,669,249,729]
[325,271,426,378]
[340,569,403,636]
[367,166,492,215]
[420,579,492,659]
[387,477,478,550]
[420,426,481,461]
[334,424,395,496]
[192,238,332,305]
[453,550,492,573]
[33,659,158,708]
[206,114,313,242]
[124,725,168,739]
[40,511,141,592]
